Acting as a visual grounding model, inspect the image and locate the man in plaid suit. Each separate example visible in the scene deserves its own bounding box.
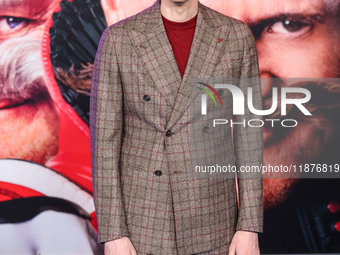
[90,0,263,254]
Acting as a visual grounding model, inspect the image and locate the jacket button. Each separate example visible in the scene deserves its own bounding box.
[166,130,173,137]
[143,95,151,101]
[202,126,209,133]
[155,170,162,176]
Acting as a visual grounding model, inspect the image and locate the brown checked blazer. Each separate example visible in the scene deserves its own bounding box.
[90,0,263,254]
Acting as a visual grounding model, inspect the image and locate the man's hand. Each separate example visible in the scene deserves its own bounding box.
[104,237,137,255]
[229,230,260,255]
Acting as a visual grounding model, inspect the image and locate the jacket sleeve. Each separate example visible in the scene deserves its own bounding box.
[90,26,128,243]
[233,22,264,233]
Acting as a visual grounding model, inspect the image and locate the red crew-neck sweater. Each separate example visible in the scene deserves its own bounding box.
[161,14,197,77]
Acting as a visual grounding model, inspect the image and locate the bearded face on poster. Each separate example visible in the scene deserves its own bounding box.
[0,0,62,164]
[0,1,102,254]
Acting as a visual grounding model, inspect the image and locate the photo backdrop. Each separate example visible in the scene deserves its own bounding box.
[0,0,339,253]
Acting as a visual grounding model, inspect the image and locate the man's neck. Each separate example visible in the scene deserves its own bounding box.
[160,0,198,22]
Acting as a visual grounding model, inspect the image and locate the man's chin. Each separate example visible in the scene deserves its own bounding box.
[0,97,59,164]
[263,178,300,210]
[263,116,334,210]
[263,129,303,210]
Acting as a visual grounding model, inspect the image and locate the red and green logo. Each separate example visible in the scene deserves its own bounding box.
[196,82,223,106]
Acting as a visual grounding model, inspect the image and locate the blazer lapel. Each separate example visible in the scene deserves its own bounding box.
[129,0,232,129]
[166,2,232,130]
[129,0,182,108]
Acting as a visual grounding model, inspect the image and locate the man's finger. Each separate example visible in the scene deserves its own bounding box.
[229,244,236,255]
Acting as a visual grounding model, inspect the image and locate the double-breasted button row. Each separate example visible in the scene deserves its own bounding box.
[143,94,151,101]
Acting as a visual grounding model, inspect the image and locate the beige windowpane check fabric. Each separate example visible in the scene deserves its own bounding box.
[90,0,263,254]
